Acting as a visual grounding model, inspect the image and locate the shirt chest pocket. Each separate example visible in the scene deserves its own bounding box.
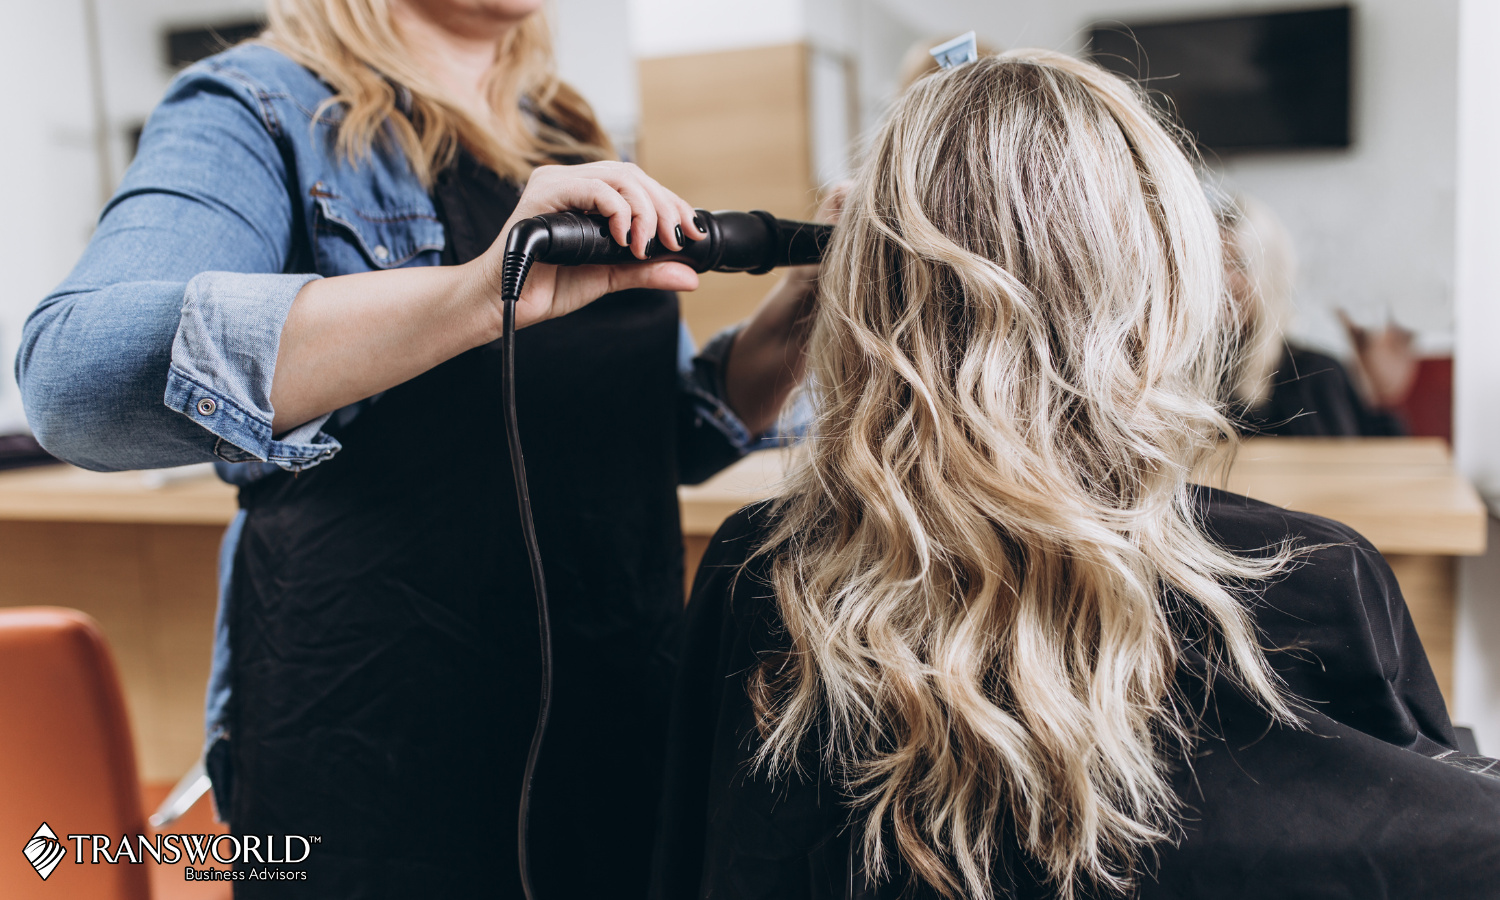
[311,191,446,275]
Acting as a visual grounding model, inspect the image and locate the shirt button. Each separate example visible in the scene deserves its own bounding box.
[197,397,217,416]
[373,244,389,261]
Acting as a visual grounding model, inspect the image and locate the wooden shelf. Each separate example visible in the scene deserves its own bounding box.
[679,437,1488,556]
[0,464,237,526]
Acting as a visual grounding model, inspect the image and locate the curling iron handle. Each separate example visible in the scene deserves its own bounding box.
[515,209,832,274]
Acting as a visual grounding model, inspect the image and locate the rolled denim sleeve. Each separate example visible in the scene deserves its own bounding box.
[16,62,337,472]
[165,271,339,470]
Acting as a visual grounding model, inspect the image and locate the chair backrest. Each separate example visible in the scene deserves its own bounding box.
[0,607,150,900]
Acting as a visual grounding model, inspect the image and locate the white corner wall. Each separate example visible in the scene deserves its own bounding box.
[1453,0,1500,752]
[0,0,265,436]
[0,1,99,435]
[553,0,639,155]
[627,0,806,58]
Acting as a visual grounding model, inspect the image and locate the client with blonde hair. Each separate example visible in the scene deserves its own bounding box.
[651,50,1500,900]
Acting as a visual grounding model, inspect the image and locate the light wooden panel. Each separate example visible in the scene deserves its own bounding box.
[638,43,818,345]
[0,521,221,782]
[681,440,1487,555]
[1230,436,1454,467]
[0,465,235,525]
[1204,437,1488,556]
[1387,555,1456,704]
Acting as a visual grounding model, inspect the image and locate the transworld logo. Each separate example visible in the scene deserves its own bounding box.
[23,823,65,880]
[19,822,319,883]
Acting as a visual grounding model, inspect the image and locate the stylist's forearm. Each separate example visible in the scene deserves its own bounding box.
[268,263,501,434]
[723,274,817,436]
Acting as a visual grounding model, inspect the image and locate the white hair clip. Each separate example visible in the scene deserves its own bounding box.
[929,31,979,70]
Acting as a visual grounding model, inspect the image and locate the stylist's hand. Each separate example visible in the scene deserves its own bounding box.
[475,161,707,329]
[1338,310,1418,409]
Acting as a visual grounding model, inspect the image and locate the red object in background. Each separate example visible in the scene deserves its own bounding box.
[0,608,149,900]
[1394,356,1454,443]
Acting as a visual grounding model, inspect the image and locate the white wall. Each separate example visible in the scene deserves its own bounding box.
[0,1,102,434]
[0,0,264,436]
[866,0,1458,355]
[553,0,639,156]
[628,0,806,58]
[1452,0,1500,752]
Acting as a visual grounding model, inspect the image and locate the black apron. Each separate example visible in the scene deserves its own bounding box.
[229,152,685,898]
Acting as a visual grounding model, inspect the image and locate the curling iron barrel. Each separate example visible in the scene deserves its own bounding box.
[500,209,833,301]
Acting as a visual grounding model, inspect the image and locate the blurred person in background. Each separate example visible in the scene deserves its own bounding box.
[1218,193,1418,436]
[15,0,823,896]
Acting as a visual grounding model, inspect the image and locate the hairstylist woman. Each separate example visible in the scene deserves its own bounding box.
[17,1,817,897]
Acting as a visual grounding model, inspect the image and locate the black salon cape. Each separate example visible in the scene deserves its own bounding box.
[225,152,736,899]
[1238,344,1404,437]
[650,487,1500,900]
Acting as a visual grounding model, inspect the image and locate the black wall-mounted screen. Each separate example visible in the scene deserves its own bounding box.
[1089,5,1351,154]
[165,20,264,69]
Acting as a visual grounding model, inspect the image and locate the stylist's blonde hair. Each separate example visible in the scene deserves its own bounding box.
[752,50,1296,899]
[263,0,612,184]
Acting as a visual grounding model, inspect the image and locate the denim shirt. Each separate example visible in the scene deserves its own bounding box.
[14,44,759,778]
[16,42,755,472]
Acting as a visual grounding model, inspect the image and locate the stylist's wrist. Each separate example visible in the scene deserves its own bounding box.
[458,254,514,344]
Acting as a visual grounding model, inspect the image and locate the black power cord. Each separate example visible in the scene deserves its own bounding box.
[498,209,831,900]
[497,243,550,900]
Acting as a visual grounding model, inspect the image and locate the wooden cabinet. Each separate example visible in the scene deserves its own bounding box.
[638,43,820,345]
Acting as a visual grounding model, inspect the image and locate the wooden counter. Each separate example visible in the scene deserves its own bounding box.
[678,437,1486,553]
[0,462,237,525]
[678,437,1487,704]
[0,465,232,782]
[0,437,1485,782]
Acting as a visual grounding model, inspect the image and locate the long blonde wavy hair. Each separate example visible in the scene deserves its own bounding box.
[752,50,1297,899]
[262,0,612,184]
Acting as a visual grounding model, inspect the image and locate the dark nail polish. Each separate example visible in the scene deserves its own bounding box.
[674,224,684,246]
[693,215,705,233]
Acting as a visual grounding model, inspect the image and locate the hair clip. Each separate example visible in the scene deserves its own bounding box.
[929,31,979,70]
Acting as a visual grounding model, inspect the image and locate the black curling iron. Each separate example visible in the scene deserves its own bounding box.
[501,209,832,900]
[500,208,834,300]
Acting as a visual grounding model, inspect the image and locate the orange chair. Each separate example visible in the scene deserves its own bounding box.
[0,607,151,900]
